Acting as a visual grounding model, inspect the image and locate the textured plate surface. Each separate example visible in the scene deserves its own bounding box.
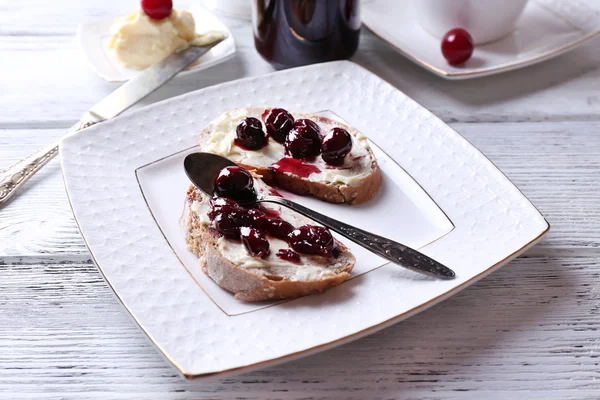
[363,0,600,79]
[77,4,236,82]
[60,61,549,378]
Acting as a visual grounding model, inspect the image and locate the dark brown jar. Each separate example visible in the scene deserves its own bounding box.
[252,0,361,68]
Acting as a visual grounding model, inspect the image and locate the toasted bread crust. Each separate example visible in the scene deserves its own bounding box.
[184,187,354,302]
[198,109,382,205]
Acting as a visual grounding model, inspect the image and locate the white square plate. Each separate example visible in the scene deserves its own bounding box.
[362,0,600,79]
[77,4,236,82]
[60,61,549,378]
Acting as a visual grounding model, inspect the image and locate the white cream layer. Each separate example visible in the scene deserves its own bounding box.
[201,108,373,185]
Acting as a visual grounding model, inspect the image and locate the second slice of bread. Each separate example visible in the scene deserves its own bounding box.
[199,108,382,205]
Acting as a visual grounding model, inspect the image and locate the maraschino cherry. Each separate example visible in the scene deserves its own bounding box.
[441,28,474,65]
[141,0,173,20]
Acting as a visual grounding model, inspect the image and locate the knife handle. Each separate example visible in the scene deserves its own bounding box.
[0,113,101,206]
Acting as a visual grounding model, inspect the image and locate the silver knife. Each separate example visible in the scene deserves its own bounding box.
[0,40,223,206]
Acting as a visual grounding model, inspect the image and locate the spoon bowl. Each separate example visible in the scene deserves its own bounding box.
[184,152,245,198]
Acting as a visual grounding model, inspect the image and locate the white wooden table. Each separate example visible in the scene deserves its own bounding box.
[2,2,600,399]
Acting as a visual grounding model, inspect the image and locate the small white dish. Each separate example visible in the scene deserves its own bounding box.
[77,4,236,82]
[60,61,548,378]
[362,0,600,79]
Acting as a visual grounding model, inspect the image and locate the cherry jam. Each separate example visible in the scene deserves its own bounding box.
[240,227,270,258]
[207,196,339,260]
[271,157,321,178]
[288,225,338,257]
[277,249,301,263]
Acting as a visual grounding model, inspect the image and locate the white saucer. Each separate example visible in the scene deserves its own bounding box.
[77,4,236,82]
[362,0,600,80]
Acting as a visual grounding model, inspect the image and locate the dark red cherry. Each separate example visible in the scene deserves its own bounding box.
[246,207,266,221]
[208,197,242,220]
[321,127,353,166]
[285,119,322,159]
[240,227,270,258]
[263,218,295,240]
[235,117,267,150]
[263,108,295,143]
[288,225,337,257]
[441,28,474,65]
[213,210,252,239]
[141,0,173,20]
[244,208,267,229]
[213,166,254,202]
[276,249,301,263]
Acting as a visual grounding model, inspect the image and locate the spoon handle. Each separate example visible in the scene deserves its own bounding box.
[260,196,455,279]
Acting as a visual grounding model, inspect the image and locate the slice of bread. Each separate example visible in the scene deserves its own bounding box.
[199,107,382,204]
[183,180,356,302]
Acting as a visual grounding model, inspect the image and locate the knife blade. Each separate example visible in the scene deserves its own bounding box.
[0,39,224,206]
[90,41,222,120]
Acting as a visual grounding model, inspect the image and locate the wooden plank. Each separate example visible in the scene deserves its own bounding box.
[2,2,599,398]
[0,129,87,256]
[1,254,599,398]
[2,121,599,257]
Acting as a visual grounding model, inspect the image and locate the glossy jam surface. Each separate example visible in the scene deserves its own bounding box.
[208,197,242,220]
[213,211,252,239]
[441,28,474,65]
[236,117,267,150]
[263,218,295,240]
[322,127,353,166]
[240,227,270,258]
[288,225,338,257]
[271,157,321,178]
[141,0,173,20]
[286,119,322,159]
[262,108,295,143]
[213,166,255,202]
[253,0,361,68]
[207,194,339,260]
[277,249,301,263]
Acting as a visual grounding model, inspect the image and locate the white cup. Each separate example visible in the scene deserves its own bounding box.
[415,0,529,45]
